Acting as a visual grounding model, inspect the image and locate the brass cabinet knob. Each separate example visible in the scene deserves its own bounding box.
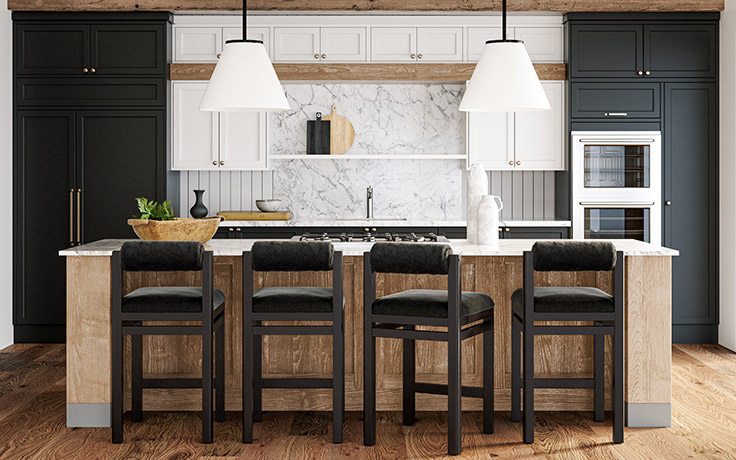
[516,161,521,165]
[314,53,320,59]
[505,228,510,232]
[508,161,513,166]
[228,228,234,232]
[83,68,89,73]
[364,227,370,232]
[217,53,221,58]
[410,53,416,59]
[372,227,377,232]
[498,227,502,232]
[666,200,672,206]
[212,161,217,165]
[321,53,326,59]
[417,53,423,59]
[645,70,651,75]
[236,228,241,232]
[90,68,96,73]
[638,70,643,76]
[220,160,225,165]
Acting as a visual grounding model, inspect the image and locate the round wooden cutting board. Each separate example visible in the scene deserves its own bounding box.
[322,105,355,155]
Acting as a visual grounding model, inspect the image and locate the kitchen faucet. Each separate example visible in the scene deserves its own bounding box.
[366,186,374,219]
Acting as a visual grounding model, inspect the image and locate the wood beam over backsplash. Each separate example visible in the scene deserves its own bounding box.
[6,0,725,12]
[170,62,567,82]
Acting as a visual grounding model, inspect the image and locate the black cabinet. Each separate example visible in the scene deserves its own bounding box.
[664,83,718,342]
[644,25,716,79]
[569,24,643,79]
[12,13,171,343]
[503,227,570,240]
[570,82,661,119]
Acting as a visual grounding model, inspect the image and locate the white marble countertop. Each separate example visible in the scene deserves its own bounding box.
[60,239,678,257]
[217,219,572,228]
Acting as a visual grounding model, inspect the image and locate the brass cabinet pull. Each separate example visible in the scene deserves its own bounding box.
[321,54,326,59]
[76,189,81,244]
[508,161,513,166]
[236,228,241,232]
[637,70,643,76]
[498,227,502,232]
[212,160,217,166]
[220,160,225,165]
[516,160,521,166]
[410,53,416,59]
[217,53,221,58]
[83,68,89,73]
[505,228,510,232]
[228,227,234,232]
[314,53,320,59]
[90,68,96,73]
[417,53,423,59]
[645,70,651,75]
[69,189,74,246]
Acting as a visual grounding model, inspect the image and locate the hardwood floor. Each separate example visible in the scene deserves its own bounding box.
[0,343,734,459]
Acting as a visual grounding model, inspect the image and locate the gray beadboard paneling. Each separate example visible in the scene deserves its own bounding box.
[488,171,556,221]
[179,170,274,217]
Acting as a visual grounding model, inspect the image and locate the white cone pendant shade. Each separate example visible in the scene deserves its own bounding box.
[459,41,550,112]
[199,40,289,112]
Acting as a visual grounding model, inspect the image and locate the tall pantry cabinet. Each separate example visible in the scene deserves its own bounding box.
[13,13,171,342]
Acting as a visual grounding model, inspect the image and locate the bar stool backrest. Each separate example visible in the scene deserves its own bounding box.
[370,242,452,275]
[251,241,334,272]
[120,241,204,272]
[532,241,617,272]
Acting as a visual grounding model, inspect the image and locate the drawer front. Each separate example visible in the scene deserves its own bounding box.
[570,82,661,119]
[17,78,164,107]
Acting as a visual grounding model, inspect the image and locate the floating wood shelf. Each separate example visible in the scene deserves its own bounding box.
[170,62,567,82]
[7,0,725,12]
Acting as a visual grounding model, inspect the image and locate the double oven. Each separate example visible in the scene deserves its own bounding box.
[571,132,661,244]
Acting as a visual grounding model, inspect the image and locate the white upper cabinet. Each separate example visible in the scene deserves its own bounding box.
[172,82,218,170]
[320,27,367,61]
[515,27,563,62]
[371,27,417,62]
[467,81,565,171]
[172,81,269,171]
[274,27,321,61]
[417,27,463,61]
[175,27,222,62]
[224,26,271,57]
[466,27,507,61]
[220,112,269,170]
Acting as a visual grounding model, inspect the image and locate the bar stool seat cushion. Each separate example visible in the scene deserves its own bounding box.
[122,287,225,313]
[372,289,494,318]
[511,286,614,315]
[253,287,342,313]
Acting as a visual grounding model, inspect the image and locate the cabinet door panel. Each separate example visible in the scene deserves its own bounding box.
[515,27,563,63]
[14,111,75,325]
[371,27,416,62]
[172,82,219,170]
[175,27,222,62]
[570,24,643,78]
[321,27,367,61]
[466,27,506,62]
[225,26,270,57]
[220,112,269,170]
[664,83,717,334]
[77,111,164,242]
[467,111,513,170]
[91,24,164,75]
[570,82,660,119]
[514,81,564,170]
[15,24,89,75]
[274,27,320,62]
[644,25,716,79]
[417,27,463,61]
[504,227,569,239]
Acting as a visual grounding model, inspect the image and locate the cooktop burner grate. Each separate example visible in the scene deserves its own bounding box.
[293,232,449,243]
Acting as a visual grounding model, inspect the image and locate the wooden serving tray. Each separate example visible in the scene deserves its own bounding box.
[217,211,292,221]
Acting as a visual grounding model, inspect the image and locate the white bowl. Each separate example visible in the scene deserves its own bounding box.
[256,200,282,212]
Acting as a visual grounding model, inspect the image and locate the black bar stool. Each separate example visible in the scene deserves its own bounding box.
[242,241,344,444]
[111,241,225,444]
[511,241,624,444]
[363,243,495,456]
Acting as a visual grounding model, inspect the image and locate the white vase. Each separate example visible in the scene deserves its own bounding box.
[477,195,504,249]
[466,164,488,243]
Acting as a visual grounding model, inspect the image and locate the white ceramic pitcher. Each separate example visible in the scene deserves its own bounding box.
[477,195,504,248]
[466,164,488,244]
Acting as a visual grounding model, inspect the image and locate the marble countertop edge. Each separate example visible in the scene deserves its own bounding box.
[216,219,573,228]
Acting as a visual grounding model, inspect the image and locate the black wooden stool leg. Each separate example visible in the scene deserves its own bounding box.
[243,320,254,443]
[202,320,214,443]
[511,316,521,423]
[215,317,225,423]
[522,320,535,444]
[332,311,345,443]
[132,329,143,423]
[448,319,462,455]
[594,334,605,423]
[483,316,494,434]
[402,325,416,426]
[613,323,624,443]
[112,327,123,443]
[253,322,263,423]
[363,322,376,446]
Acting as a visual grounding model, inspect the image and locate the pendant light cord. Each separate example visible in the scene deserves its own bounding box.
[502,0,507,41]
[243,0,247,39]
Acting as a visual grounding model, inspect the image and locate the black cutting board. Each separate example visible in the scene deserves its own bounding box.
[307,112,331,155]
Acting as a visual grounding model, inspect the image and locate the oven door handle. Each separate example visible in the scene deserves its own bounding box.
[579,201,655,207]
[577,138,656,144]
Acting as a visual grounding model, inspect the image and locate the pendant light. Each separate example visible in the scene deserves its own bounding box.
[459,0,550,112]
[199,0,289,112]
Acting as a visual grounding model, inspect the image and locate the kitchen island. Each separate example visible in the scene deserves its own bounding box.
[60,239,677,429]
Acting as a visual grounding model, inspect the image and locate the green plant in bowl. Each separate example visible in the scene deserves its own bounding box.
[135,197,175,221]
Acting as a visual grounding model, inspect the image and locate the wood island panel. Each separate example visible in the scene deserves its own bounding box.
[7,0,725,12]
[65,254,671,413]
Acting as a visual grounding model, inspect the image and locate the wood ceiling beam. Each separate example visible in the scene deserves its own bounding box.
[7,0,725,12]
[169,62,567,82]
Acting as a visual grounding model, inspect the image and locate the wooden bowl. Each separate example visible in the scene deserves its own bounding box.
[127,217,223,243]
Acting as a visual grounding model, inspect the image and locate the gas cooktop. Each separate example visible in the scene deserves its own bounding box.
[293,232,449,243]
